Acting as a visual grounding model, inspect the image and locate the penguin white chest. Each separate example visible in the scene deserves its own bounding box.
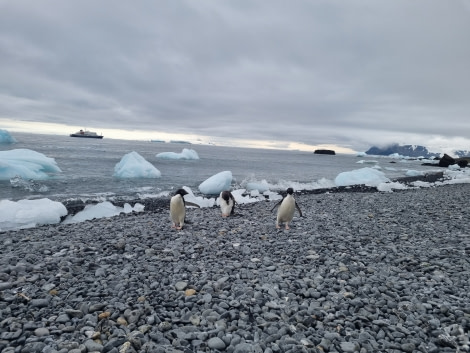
[220,198,234,216]
[170,195,185,224]
[277,195,295,222]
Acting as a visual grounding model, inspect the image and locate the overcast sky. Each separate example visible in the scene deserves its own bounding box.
[1,1,470,153]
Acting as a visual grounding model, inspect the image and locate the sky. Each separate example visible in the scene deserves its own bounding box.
[1,1,470,153]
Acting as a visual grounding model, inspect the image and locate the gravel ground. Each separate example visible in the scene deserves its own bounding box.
[1,183,469,353]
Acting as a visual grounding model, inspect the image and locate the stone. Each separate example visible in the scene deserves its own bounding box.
[34,327,50,337]
[208,337,226,350]
[439,153,455,167]
[175,281,188,291]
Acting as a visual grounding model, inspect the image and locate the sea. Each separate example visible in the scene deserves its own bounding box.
[0,132,440,204]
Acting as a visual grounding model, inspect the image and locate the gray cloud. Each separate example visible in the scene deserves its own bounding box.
[1,0,470,152]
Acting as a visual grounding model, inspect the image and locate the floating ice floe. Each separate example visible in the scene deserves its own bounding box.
[156,148,199,160]
[10,175,49,192]
[0,129,17,144]
[113,151,161,178]
[0,149,62,180]
[199,171,232,195]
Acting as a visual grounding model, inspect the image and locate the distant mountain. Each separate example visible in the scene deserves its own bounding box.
[365,144,440,158]
[454,150,470,157]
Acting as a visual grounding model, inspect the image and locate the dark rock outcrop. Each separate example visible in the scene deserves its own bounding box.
[314,149,335,155]
[439,154,456,168]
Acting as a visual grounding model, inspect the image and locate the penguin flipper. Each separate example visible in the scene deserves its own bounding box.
[185,201,201,208]
[270,199,283,212]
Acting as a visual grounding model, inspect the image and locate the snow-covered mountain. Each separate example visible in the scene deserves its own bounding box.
[365,144,439,158]
[366,143,470,158]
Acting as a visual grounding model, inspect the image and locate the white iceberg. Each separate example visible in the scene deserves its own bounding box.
[0,149,62,180]
[335,167,390,187]
[113,151,161,178]
[198,171,233,195]
[156,148,199,160]
[0,129,17,144]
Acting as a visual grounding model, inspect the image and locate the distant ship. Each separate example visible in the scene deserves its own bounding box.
[70,129,103,139]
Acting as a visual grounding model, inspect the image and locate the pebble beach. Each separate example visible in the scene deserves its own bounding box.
[1,184,469,353]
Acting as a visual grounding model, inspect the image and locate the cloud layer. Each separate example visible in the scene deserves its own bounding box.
[1,1,470,152]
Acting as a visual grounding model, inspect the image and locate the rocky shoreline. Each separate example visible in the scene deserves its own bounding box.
[62,171,447,216]
[1,182,469,353]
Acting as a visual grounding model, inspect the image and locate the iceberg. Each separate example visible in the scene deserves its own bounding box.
[113,151,161,178]
[198,171,233,195]
[0,198,67,231]
[0,149,62,180]
[335,167,390,187]
[0,129,17,144]
[156,148,199,160]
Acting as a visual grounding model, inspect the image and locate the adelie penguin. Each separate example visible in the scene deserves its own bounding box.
[170,188,200,230]
[219,190,235,217]
[271,187,303,230]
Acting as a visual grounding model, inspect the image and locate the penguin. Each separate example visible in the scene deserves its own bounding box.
[271,187,303,230]
[219,190,235,217]
[170,188,200,230]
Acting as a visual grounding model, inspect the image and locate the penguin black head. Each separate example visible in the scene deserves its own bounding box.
[286,187,294,195]
[221,190,232,202]
[174,188,188,197]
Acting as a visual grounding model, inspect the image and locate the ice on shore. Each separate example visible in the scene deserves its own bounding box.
[2,165,470,231]
[199,171,232,195]
[181,187,216,208]
[0,149,62,180]
[156,148,199,160]
[113,151,161,178]
[335,167,390,187]
[0,198,67,231]
[245,180,270,193]
[0,129,17,144]
[63,202,144,224]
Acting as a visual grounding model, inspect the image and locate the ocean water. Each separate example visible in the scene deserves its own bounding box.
[0,132,439,203]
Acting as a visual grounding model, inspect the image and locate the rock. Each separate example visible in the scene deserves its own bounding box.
[34,328,50,337]
[439,153,455,167]
[175,281,188,291]
[30,299,49,308]
[208,337,226,350]
[314,149,336,155]
[84,339,103,352]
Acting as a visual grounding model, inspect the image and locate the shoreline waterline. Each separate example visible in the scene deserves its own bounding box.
[61,170,446,216]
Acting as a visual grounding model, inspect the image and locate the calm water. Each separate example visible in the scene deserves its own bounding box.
[0,133,438,203]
